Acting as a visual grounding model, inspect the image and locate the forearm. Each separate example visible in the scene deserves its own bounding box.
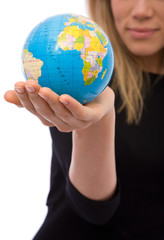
[69,106,117,201]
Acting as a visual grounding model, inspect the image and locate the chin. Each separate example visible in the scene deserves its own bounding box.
[128,46,160,58]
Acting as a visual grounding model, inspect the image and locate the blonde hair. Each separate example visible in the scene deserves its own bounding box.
[87,0,155,124]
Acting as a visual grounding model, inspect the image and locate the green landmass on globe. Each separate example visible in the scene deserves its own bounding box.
[22,14,114,103]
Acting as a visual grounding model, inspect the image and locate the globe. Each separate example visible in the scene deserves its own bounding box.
[21,14,114,104]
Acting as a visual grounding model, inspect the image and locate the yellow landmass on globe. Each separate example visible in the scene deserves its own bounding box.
[65,15,108,46]
[58,21,108,86]
[23,49,43,82]
[101,69,107,79]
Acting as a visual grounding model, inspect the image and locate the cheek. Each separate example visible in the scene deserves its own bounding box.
[162,23,164,46]
[110,1,127,36]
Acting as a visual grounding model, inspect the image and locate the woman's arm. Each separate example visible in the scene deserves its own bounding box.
[4,80,117,201]
[5,80,119,224]
[69,106,117,201]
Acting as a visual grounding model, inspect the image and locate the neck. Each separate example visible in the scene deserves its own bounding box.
[137,50,164,74]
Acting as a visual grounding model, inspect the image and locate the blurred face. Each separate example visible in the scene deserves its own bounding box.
[110,0,164,71]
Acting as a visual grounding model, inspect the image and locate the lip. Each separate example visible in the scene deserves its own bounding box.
[128,28,158,39]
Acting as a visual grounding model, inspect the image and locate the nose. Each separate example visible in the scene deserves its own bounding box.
[131,0,154,20]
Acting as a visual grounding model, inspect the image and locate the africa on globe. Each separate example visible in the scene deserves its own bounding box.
[21,14,114,104]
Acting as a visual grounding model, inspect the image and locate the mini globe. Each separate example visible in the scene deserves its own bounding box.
[21,14,114,104]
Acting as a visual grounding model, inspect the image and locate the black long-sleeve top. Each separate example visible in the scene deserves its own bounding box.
[41,73,164,240]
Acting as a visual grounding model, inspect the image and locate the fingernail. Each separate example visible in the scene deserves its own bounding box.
[15,87,25,94]
[59,98,69,105]
[17,105,23,108]
[25,85,36,93]
[38,92,49,101]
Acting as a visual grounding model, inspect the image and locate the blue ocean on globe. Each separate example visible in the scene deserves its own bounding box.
[22,14,114,104]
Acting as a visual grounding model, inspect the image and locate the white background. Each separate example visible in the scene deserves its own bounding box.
[0,1,88,239]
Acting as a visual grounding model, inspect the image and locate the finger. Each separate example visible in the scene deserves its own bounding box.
[4,90,23,107]
[25,81,70,127]
[38,88,73,123]
[14,81,54,126]
[59,94,99,122]
[38,88,91,131]
[25,81,57,120]
[59,87,115,122]
[14,81,37,114]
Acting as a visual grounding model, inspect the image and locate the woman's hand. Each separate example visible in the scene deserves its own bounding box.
[4,80,115,132]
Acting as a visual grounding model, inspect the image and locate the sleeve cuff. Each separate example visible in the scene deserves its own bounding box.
[65,175,120,225]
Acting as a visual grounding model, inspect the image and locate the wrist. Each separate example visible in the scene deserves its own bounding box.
[70,105,116,200]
